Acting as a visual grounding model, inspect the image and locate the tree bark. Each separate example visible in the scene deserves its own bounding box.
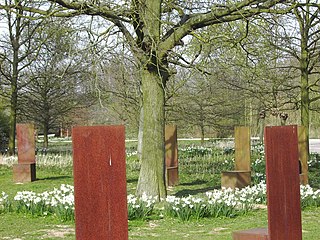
[8,35,20,156]
[200,124,205,146]
[300,61,310,155]
[8,90,17,155]
[136,68,167,199]
[43,122,49,149]
[137,106,143,161]
[299,12,310,157]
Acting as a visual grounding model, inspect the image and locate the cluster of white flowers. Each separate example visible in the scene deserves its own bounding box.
[165,182,269,220]
[14,184,74,213]
[3,181,320,221]
[37,154,73,168]
[222,158,235,167]
[307,155,320,168]
[253,158,264,166]
[180,146,213,156]
[165,194,207,220]
[14,190,39,207]
[206,188,240,207]
[126,150,138,157]
[251,144,265,154]
[1,154,73,167]
[127,193,157,209]
[127,193,157,220]
[166,195,205,210]
[0,192,8,201]
[0,192,9,210]
[1,155,18,166]
[300,184,320,198]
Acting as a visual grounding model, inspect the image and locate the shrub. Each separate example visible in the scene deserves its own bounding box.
[127,193,157,220]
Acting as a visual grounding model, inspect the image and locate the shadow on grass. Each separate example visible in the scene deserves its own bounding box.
[127,177,138,183]
[179,179,208,186]
[37,176,72,181]
[174,186,215,197]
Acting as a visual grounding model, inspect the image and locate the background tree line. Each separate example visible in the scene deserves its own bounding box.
[1,1,320,198]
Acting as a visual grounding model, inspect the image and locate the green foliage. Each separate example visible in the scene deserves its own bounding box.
[0,109,9,151]
[0,192,11,213]
[179,146,234,177]
[251,144,266,184]
[127,194,157,220]
[12,184,74,222]
[2,140,320,226]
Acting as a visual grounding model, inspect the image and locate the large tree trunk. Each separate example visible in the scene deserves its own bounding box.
[300,31,310,157]
[136,69,167,199]
[7,6,22,156]
[8,41,19,156]
[200,124,205,146]
[8,90,17,155]
[137,106,143,161]
[300,67,310,156]
[43,122,49,149]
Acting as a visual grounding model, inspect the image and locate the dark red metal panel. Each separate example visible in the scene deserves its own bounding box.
[264,125,302,240]
[72,125,128,240]
[13,163,36,182]
[165,125,178,186]
[16,124,35,163]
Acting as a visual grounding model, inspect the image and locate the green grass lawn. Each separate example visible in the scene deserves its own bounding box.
[1,164,320,239]
[1,139,320,239]
[1,207,320,239]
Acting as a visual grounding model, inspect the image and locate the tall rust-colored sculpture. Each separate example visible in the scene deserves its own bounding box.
[13,123,36,182]
[72,126,128,240]
[221,126,251,189]
[235,126,251,171]
[165,125,178,186]
[233,125,302,240]
[265,125,302,240]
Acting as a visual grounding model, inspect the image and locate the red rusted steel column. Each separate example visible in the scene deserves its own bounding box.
[13,123,36,182]
[235,126,251,171]
[264,125,302,240]
[165,125,178,186]
[17,123,36,164]
[222,126,251,189]
[72,126,128,240]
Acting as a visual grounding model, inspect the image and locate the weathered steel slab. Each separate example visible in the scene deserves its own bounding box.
[13,163,36,182]
[264,125,302,240]
[17,123,35,163]
[235,126,251,171]
[165,125,178,186]
[221,170,251,189]
[72,125,128,240]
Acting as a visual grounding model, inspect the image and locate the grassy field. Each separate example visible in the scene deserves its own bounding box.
[1,139,320,239]
[1,205,320,239]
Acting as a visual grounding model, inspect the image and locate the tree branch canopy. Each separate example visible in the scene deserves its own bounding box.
[158,0,292,58]
[1,0,296,62]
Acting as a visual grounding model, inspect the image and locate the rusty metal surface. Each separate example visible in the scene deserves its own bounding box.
[221,171,251,189]
[16,124,35,163]
[264,125,302,240]
[165,125,178,186]
[235,126,251,171]
[13,163,36,183]
[72,125,128,240]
